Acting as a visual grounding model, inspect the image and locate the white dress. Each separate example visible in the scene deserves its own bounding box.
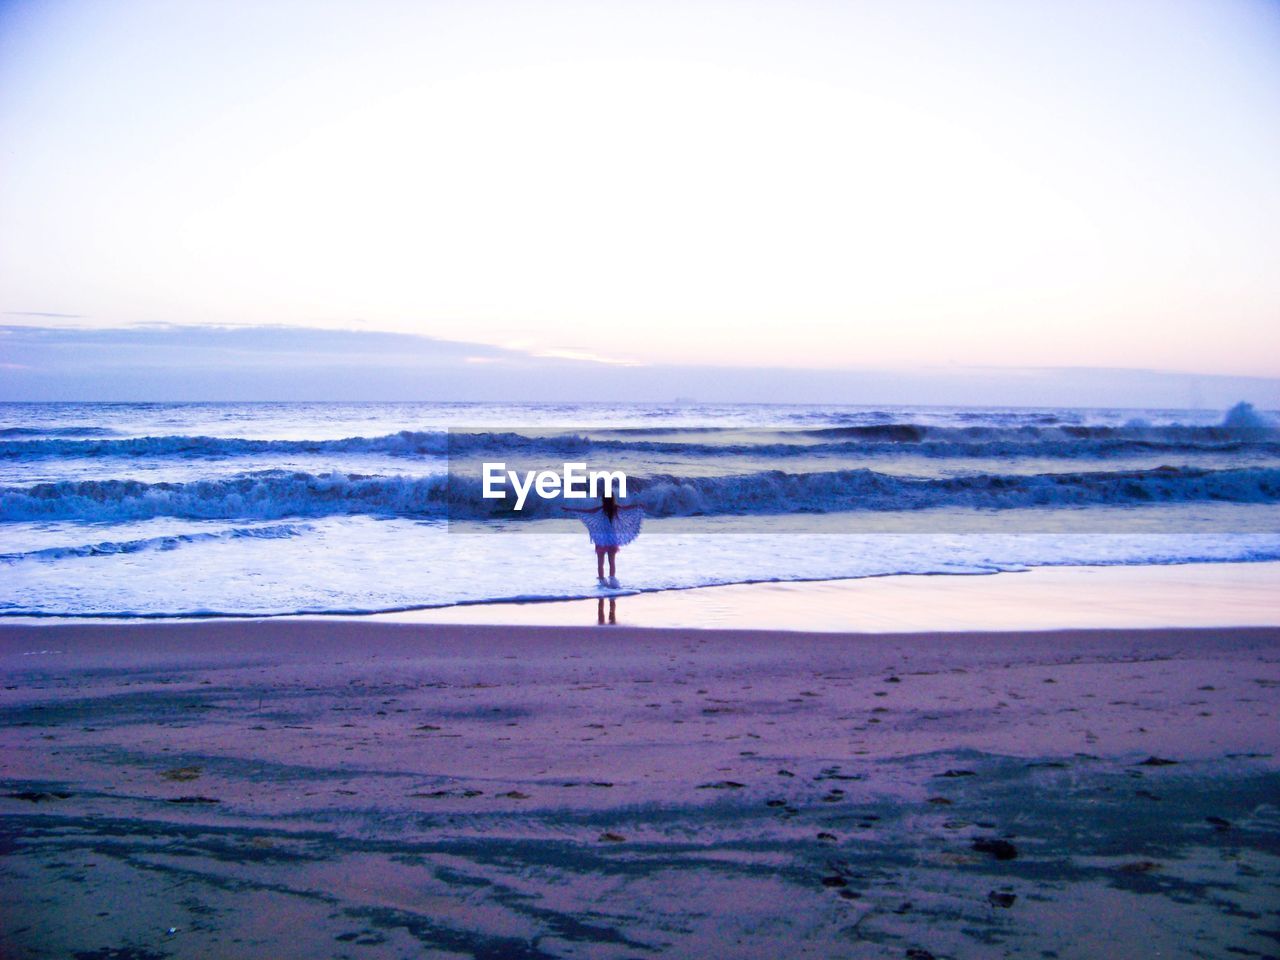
[580,508,643,547]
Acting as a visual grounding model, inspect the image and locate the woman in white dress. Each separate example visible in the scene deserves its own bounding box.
[562,494,643,588]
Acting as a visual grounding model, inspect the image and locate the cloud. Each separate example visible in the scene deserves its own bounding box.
[533,348,645,367]
[0,323,1276,408]
[4,311,86,319]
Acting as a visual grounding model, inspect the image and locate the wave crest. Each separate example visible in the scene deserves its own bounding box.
[2,465,1277,522]
[0,523,313,563]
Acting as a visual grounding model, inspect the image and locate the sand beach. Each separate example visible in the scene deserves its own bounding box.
[3,567,1278,959]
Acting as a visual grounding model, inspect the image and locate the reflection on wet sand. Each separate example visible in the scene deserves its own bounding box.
[380,562,1280,633]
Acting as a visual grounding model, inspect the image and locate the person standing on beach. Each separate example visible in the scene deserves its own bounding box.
[562,493,643,588]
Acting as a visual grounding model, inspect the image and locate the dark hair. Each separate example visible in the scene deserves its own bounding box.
[601,494,618,521]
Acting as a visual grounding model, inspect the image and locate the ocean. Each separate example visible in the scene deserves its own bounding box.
[2,400,1278,618]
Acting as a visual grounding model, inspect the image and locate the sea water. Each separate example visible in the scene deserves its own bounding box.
[1,400,1278,617]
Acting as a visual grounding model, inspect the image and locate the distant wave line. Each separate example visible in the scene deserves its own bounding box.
[1,422,1277,462]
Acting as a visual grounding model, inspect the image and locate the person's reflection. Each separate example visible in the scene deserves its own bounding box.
[596,596,617,625]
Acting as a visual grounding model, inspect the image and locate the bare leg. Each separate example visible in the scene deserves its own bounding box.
[607,548,618,578]
[596,548,605,580]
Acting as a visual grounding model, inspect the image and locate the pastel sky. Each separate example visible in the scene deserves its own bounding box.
[1,0,1278,380]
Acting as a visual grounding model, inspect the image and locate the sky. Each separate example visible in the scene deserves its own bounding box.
[1,0,1279,400]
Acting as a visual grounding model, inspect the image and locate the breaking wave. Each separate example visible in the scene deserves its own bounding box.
[0,522,312,563]
[3,465,1278,522]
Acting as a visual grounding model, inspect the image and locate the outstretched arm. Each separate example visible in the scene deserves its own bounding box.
[561,505,602,514]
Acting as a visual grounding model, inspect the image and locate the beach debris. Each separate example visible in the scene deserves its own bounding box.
[588,781,613,788]
[971,838,1018,860]
[1137,756,1179,766]
[166,927,179,935]
[820,874,848,888]
[987,890,1017,908]
[765,799,787,807]
[6,790,71,802]
[822,789,845,802]
[159,765,201,781]
[697,780,745,790]
[1206,816,1232,831]
[926,796,953,805]
[598,832,626,843]
[1135,789,1161,801]
[935,769,976,778]
[884,676,901,683]
[906,950,936,960]
[497,790,530,799]
[777,769,796,778]
[411,789,483,799]
[415,724,442,731]
[815,767,862,781]
[817,832,837,841]
[1118,861,1161,873]
[166,796,220,804]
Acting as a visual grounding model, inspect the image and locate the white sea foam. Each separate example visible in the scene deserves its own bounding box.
[2,515,1278,617]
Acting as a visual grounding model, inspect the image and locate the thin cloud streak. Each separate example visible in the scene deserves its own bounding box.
[4,311,86,319]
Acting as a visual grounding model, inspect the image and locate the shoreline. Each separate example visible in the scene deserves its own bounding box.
[6,559,1279,633]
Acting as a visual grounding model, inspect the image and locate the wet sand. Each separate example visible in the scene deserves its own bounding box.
[380,561,1280,632]
[2,607,1279,958]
